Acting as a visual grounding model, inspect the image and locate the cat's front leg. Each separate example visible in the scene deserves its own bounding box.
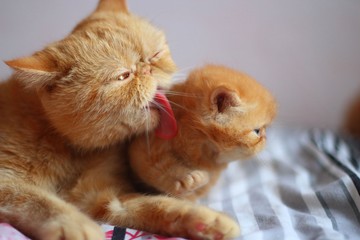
[92,193,240,240]
[130,149,209,196]
[0,181,104,240]
[173,169,209,196]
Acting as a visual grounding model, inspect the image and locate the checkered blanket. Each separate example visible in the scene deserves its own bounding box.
[1,127,359,240]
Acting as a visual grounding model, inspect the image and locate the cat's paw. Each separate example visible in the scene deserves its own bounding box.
[39,211,104,240]
[174,206,240,240]
[173,170,209,195]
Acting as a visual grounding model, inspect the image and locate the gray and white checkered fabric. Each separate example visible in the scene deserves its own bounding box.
[199,127,360,240]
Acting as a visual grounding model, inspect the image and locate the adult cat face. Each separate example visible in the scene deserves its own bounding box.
[171,65,277,162]
[5,0,176,149]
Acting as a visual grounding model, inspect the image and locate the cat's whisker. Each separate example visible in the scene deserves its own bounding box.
[172,73,187,78]
[150,100,175,120]
[164,91,200,98]
[171,66,194,81]
[171,79,185,84]
[172,71,186,76]
[159,88,201,98]
[144,103,152,156]
[172,72,188,77]
[167,100,194,113]
[152,97,193,115]
[175,66,195,74]
[164,90,192,94]
[171,76,187,83]
[186,119,206,132]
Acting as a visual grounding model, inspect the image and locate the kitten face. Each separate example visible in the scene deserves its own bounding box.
[172,65,276,162]
[6,0,176,149]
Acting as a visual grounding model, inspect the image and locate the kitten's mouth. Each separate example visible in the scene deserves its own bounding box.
[150,91,178,139]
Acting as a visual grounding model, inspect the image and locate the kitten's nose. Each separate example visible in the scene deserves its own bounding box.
[260,128,266,138]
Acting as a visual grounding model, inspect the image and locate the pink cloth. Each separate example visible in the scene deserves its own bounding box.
[123,228,184,240]
[0,223,29,240]
[0,223,184,240]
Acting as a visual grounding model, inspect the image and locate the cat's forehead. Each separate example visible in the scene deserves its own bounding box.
[53,17,167,70]
[74,13,166,54]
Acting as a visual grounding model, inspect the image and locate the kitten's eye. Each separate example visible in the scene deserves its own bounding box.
[254,128,261,136]
[118,71,131,81]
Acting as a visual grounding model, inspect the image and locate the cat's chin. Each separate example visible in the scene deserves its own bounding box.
[149,108,161,126]
[216,146,264,164]
[217,149,247,164]
[138,107,161,133]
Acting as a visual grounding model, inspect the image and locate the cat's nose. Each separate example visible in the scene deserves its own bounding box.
[260,128,266,138]
[142,65,152,75]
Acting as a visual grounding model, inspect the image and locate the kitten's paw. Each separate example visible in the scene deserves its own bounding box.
[173,170,209,195]
[39,211,104,240]
[173,206,240,240]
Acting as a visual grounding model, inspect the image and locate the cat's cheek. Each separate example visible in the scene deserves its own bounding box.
[152,62,177,88]
[255,139,267,153]
[152,72,172,90]
[244,138,266,156]
[158,80,171,90]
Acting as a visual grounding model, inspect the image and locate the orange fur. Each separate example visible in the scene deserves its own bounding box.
[129,65,277,200]
[0,1,239,240]
[343,92,360,137]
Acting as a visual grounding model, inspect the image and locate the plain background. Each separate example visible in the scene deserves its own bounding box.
[1,0,359,129]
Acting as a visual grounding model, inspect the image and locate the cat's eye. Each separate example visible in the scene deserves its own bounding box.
[117,71,131,81]
[149,50,164,63]
[254,128,261,135]
[152,51,161,59]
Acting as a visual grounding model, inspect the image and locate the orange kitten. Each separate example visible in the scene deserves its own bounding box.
[129,65,277,200]
[0,1,239,240]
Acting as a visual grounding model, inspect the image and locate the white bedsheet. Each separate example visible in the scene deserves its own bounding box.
[197,127,360,240]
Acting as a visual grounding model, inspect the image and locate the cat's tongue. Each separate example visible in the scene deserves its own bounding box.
[154,92,178,140]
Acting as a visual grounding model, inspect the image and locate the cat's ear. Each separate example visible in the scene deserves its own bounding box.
[211,87,242,113]
[5,53,59,89]
[96,0,129,14]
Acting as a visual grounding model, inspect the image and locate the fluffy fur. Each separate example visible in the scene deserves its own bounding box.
[129,65,277,200]
[0,1,239,240]
[343,92,360,137]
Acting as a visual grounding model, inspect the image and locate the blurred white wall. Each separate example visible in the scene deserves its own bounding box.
[1,0,360,129]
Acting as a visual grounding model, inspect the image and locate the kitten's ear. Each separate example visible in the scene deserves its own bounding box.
[211,87,242,113]
[5,53,59,88]
[96,0,129,14]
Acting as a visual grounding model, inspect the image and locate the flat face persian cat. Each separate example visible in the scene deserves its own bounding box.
[0,1,239,240]
[129,65,277,200]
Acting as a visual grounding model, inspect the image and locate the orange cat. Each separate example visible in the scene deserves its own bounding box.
[344,91,360,137]
[0,1,239,240]
[129,65,277,200]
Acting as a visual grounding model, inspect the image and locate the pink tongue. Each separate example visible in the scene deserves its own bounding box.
[154,92,178,139]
